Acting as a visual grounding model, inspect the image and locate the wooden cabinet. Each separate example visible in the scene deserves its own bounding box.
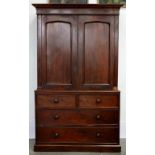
[33,4,123,152]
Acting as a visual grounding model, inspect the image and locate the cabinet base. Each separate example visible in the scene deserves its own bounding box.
[34,144,121,152]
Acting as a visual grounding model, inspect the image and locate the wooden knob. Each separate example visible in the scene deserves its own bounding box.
[96,98,101,103]
[96,132,101,137]
[96,114,101,120]
[54,133,59,138]
[53,115,60,120]
[53,98,59,103]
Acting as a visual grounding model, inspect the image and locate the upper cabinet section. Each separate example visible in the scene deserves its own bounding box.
[33,4,122,90]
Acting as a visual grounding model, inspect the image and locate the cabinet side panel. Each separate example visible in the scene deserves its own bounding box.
[37,15,42,87]
[114,16,119,87]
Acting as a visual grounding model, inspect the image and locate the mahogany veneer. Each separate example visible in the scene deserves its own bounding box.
[36,127,119,144]
[33,4,122,152]
[37,95,76,109]
[36,109,119,126]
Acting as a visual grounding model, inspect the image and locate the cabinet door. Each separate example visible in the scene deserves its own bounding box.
[78,16,115,90]
[40,16,77,89]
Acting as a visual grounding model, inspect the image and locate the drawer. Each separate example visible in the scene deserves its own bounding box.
[37,95,76,109]
[79,95,119,108]
[36,109,119,126]
[36,127,119,144]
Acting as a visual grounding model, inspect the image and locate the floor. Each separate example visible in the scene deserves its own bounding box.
[29,139,126,155]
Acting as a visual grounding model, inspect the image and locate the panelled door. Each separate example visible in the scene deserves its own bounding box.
[78,16,115,90]
[40,15,78,90]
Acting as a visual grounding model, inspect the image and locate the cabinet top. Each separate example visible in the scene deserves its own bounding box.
[32,4,123,15]
[32,4,123,9]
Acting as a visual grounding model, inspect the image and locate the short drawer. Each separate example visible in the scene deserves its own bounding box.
[36,109,119,126]
[37,95,76,109]
[36,127,119,144]
[79,95,119,108]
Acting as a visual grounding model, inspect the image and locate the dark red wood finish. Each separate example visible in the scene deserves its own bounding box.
[37,95,76,109]
[34,144,121,152]
[36,109,119,126]
[33,4,122,152]
[36,127,119,144]
[32,4,123,9]
[78,15,115,90]
[40,15,78,89]
[79,94,119,108]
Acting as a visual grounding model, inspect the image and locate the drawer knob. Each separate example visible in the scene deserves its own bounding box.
[96,132,101,137]
[96,98,101,103]
[53,115,60,120]
[53,98,59,103]
[96,114,101,120]
[53,133,59,138]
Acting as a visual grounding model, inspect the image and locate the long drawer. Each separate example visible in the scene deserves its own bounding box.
[36,109,119,126]
[36,127,119,144]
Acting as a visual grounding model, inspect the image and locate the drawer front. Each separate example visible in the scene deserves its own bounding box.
[37,109,119,126]
[37,95,76,109]
[79,95,119,108]
[36,127,119,144]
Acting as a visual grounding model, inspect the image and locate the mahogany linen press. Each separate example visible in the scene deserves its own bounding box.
[32,4,123,152]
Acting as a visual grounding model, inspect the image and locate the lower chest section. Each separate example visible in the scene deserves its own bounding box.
[35,91,120,145]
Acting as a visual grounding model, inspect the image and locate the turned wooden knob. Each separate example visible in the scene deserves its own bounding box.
[96,114,101,120]
[96,132,101,137]
[53,133,59,138]
[96,98,101,103]
[53,98,59,103]
[53,115,60,120]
